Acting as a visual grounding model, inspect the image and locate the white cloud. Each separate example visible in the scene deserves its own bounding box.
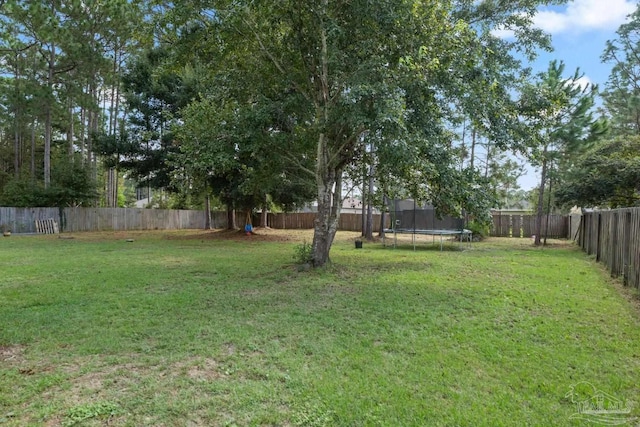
[491,27,515,39]
[533,0,636,34]
[572,75,593,90]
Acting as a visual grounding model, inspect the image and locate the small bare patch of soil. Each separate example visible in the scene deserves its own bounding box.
[172,227,314,243]
[0,345,25,364]
[184,359,223,381]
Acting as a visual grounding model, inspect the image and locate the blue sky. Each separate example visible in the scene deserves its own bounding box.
[507,0,638,190]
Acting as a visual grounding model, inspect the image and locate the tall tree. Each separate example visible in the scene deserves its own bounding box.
[520,61,601,245]
[0,0,142,203]
[601,4,640,136]
[555,5,640,209]
[115,47,199,204]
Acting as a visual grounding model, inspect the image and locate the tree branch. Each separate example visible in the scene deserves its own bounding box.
[328,127,367,170]
[240,13,312,104]
[0,42,38,53]
[282,152,316,179]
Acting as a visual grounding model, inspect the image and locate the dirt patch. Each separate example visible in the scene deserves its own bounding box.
[67,371,109,398]
[184,359,224,382]
[223,343,236,356]
[0,344,25,364]
[47,229,368,245]
[482,237,575,249]
[170,228,314,243]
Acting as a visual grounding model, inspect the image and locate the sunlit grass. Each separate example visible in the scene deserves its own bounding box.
[1,231,639,426]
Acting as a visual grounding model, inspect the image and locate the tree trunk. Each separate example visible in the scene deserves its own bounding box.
[44,2,57,189]
[311,9,341,268]
[87,83,95,175]
[44,43,54,189]
[205,195,212,229]
[534,145,548,246]
[67,100,74,159]
[378,194,386,238]
[91,97,99,181]
[470,127,476,170]
[484,141,491,179]
[44,104,52,188]
[114,51,121,138]
[261,201,268,228]
[544,167,553,246]
[108,53,117,136]
[365,163,374,240]
[14,115,20,179]
[311,139,342,267]
[30,121,36,180]
[361,156,366,236]
[13,58,20,179]
[227,207,237,230]
[80,88,86,165]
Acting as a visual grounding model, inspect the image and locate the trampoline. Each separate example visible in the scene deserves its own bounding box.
[382,199,472,251]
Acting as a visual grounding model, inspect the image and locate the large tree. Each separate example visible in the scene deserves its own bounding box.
[551,3,640,210]
[520,61,603,245]
[177,94,317,215]
[601,4,640,137]
[150,0,565,266]
[109,47,195,201]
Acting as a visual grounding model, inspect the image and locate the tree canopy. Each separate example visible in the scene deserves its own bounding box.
[9,0,626,262]
[551,3,640,210]
[556,136,640,208]
[158,0,568,265]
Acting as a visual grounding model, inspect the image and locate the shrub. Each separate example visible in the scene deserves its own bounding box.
[293,240,313,265]
[466,220,490,241]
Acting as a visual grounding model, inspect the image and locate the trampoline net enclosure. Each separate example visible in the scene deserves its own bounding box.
[385,199,465,231]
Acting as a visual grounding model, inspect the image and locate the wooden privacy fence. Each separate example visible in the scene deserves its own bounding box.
[579,208,640,289]
[60,207,227,232]
[0,207,221,233]
[1,207,385,233]
[491,213,570,238]
[0,207,60,233]
[267,212,388,231]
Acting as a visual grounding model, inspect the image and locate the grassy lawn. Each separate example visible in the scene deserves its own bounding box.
[1,229,639,426]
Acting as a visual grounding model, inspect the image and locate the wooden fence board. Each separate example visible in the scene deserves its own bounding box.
[490,214,568,239]
[60,207,208,232]
[511,215,522,238]
[580,208,640,290]
[522,216,535,237]
[267,212,389,231]
[2,207,390,233]
[0,207,60,233]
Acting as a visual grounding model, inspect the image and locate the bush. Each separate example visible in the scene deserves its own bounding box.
[293,240,313,265]
[0,154,97,207]
[466,220,490,241]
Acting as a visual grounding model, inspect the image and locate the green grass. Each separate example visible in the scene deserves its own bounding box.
[1,230,639,426]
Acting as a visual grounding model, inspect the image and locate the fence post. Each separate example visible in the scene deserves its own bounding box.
[596,213,602,262]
